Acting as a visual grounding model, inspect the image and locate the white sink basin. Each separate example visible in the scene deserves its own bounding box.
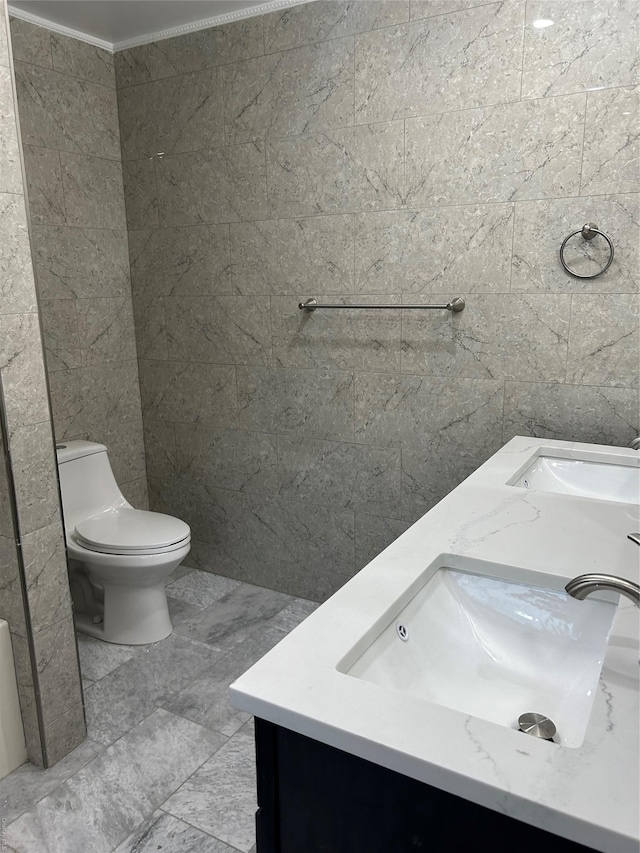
[512,454,639,504]
[342,568,617,747]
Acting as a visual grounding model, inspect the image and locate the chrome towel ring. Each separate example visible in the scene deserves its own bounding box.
[559,222,614,280]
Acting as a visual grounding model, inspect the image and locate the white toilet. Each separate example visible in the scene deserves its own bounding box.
[56,440,191,645]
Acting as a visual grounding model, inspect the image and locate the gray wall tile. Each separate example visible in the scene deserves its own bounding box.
[165,295,272,365]
[20,521,71,633]
[76,296,137,365]
[50,32,115,87]
[267,121,404,216]
[278,435,401,518]
[132,293,167,360]
[405,95,585,206]
[119,476,149,510]
[521,0,639,99]
[355,373,504,450]
[151,480,355,600]
[401,293,569,382]
[401,442,502,523]
[0,194,38,313]
[43,702,86,767]
[410,1,490,21]
[503,382,639,445]
[130,225,231,297]
[0,66,23,193]
[8,632,42,765]
[143,420,177,479]
[0,7,7,67]
[22,145,66,225]
[59,152,125,228]
[0,534,26,634]
[86,416,147,486]
[49,361,142,437]
[10,420,60,535]
[566,294,639,388]
[157,143,268,225]
[355,205,514,294]
[122,158,159,228]
[263,1,410,53]
[230,215,353,295]
[9,17,52,68]
[355,512,410,571]
[139,360,238,427]
[0,313,50,425]
[176,424,278,496]
[40,298,82,371]
[32,225,130,299]
[14,60,120,159]
[119,69,224,160]
[355,2,524,124]
[114,45,150,87]
[141,17,265,81]
[580,86,639,196]
[237,366,354,441]
[224,37,354,144]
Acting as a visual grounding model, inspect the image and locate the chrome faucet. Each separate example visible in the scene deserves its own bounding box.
[565,574,639,607]
[566,535,640,606]
[628,436,640,450]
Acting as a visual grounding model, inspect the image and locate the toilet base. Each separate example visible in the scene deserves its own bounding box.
[74,581,173,645]
[67,541,190,645]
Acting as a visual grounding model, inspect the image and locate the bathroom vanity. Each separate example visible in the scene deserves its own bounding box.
[231,437,640,853]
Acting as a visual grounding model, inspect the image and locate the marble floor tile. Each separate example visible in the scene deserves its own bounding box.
[0,738,104,826]
[83,634,226,745]
[114,810,239,853]
[167,594,203,628]
[3,710,225,853]
[268,598,319,633]
[162,724,257,853]
[76,633,138,682]
[166,563,192,585]
[161,626,287,737]
[174,582,293,650]
[166,570,241,609]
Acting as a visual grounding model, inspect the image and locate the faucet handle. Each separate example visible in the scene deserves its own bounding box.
[628,533,640,546]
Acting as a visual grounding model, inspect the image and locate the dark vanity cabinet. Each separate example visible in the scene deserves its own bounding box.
[254,718,597,853]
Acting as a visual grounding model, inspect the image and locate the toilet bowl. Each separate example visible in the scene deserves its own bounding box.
[56,440,191,645]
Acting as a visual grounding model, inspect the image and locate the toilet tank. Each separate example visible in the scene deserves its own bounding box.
[56,441,128,532]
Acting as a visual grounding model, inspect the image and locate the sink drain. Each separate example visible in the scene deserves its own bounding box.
[518,713,556,741]
[396,623,409,642]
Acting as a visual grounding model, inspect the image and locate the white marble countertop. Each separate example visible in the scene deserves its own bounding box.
[230,437,640,852]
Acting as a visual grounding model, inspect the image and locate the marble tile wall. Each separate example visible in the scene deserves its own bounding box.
[0,0,84,767]
[10,17,148,508]
[116,0,639,601]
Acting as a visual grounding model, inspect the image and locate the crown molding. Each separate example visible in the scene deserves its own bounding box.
[7,4,114,52]
[114,0,312,51]
[7,0,314,54]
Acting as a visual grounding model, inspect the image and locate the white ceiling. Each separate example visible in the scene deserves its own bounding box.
[8,0,305,51]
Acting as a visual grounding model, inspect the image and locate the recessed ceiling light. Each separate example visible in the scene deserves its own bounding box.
[533,19,554,28]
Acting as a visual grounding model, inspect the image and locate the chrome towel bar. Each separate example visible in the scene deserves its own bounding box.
[299,297,465,312]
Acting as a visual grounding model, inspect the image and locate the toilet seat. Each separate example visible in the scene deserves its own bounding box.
[74,508,191,556]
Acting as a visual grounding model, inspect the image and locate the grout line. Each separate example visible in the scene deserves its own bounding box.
[115,83,629,164]
[578,91,589,196]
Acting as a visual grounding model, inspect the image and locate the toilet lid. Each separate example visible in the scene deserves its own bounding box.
[75,508,190,554]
